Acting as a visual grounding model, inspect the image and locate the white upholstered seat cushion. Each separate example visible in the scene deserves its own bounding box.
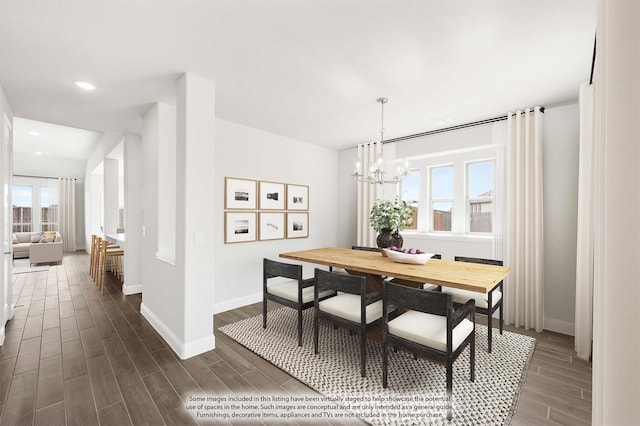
[267,279,334,304]
[318,294,383,324]
[422,283,439,291]
[388,310,474,352]
[441,287,502,309]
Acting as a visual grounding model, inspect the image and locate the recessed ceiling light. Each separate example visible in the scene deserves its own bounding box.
[29,131,39,136]
[35,151,42,156]
[74,81,96,91]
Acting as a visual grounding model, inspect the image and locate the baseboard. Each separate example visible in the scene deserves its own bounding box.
[122,283,143,295]
[544,317,575,336]
[140,303,215,359]
[213,291,262,314]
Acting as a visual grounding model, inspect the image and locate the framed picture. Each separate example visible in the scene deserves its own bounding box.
[225,177,257,210]
[259,212,285,241]
[259,181,286,210]
[225,212,257,243]
[286,184,309,210]
[286,212,309,239]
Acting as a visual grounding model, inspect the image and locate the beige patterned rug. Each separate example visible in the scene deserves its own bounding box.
[220,308,536,425]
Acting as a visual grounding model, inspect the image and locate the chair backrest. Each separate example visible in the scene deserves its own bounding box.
[315,268,366,296]
[351,246,380,252]
[454,256,502,266]
[384,281,451,317]
[431,254,442,259]
[263,258,302,281]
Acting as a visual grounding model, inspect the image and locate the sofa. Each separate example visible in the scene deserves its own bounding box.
[13,231,64,265]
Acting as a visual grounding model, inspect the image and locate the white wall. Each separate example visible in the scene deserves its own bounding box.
[542,102,579,334]
[337,103,580,334]
[0,85,13,343]
[213,118,339,313]
[139,102,184,344]
[13,152,86,180]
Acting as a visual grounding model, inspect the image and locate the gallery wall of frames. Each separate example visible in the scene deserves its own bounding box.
[224,177,309,243]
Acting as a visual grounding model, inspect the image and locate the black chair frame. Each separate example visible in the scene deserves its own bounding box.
[263,258,332,347]
[314,268,384,377]
[454,256,504,353]
[382,282,475,421]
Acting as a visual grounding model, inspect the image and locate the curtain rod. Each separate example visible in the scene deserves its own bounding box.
[13,174,77,180]
[381,107,545,144]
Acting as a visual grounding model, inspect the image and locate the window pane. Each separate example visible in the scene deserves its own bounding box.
[468,160,494,233]
[12,185,32,232]
[468,161,493,198]
[431,166,453,199]
[432,201,452,231]
[401,170,419,230]
[41,186,58,231]
[470,203,492,232]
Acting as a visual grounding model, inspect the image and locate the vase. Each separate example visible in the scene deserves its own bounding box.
[376,228,403,249]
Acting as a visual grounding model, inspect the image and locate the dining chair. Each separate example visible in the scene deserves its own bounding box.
[351,245,380,252]
[329,245,380,274]
[263,258,334,346]
[441,256,504,353]
[313,268,385,377]
[420,254,442,291]
[382,281,475,421]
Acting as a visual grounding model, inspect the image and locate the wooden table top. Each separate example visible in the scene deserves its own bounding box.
[280,247,510,294]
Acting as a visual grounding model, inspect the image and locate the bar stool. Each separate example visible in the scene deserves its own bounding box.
[97,240,124,294]
[91,237,120,284]
[89,235,97,279]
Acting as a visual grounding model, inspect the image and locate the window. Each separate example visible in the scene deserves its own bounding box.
[430,165,453,232]
[41,186,58,231]
[398,144,499,236]
[467,160,494,233]
[12,185,33,232]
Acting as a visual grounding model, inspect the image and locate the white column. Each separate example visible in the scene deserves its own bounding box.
[123,134,142,295]
[175,72,215,357]
[103,158,119,236]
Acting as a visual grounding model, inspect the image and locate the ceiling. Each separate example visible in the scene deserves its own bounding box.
[12,117,102,160]
[0,0,596,157]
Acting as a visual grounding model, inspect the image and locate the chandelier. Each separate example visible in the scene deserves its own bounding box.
[352,97,410,185]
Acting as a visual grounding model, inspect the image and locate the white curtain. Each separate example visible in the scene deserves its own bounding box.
[575,82,595,360]
[58,178,76,252]
[356,143,381,247]
[504,107,545,332]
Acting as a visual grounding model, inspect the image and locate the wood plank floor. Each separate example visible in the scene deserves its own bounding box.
[0,252,592,425]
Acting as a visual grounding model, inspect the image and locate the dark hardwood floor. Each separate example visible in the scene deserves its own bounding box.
[0,252,591,425]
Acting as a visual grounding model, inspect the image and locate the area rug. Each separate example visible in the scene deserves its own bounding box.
[11,258,50,274]
[219,308,535,425]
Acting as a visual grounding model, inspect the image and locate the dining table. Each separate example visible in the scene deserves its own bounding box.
[279,247,510,294]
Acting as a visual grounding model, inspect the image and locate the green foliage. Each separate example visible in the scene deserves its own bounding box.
[369,198,414,233]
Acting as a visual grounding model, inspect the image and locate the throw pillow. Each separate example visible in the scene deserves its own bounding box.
[43,231,57,238]
[31,233,42,243]
[39,236,55,243]
[13,233,17,244]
